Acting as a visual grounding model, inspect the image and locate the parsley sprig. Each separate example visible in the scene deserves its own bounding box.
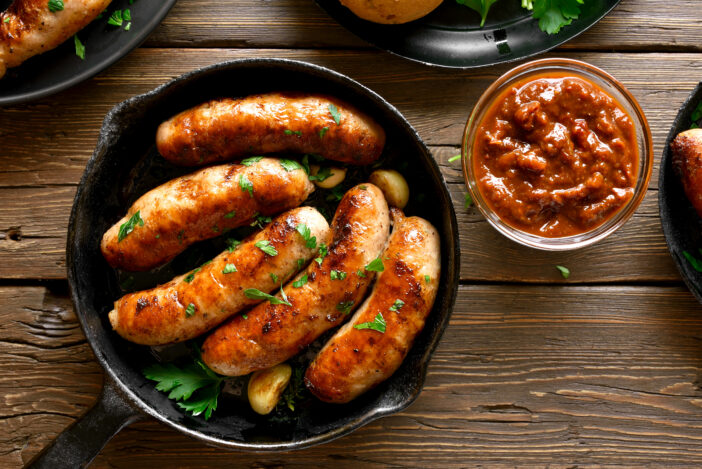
[354,312,386,333]
[118,211,143,242]
[456,0,584,34]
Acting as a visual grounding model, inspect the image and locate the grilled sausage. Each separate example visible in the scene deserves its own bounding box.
[156,92,386,167]
[0,0,112,78]
[671,128,702,218]
[109,207,332,346]
[202,184,390,376]
[101,157,314,271]
[305,214,440,403]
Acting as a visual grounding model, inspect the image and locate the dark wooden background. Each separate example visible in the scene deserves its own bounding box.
[3,0,702,466]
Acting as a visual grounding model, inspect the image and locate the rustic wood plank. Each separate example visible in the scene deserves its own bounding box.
[142,0,702,52]
[0,50,695,281]
[6,285,702,467]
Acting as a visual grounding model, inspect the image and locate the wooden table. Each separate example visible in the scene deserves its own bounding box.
[2,0,702,466]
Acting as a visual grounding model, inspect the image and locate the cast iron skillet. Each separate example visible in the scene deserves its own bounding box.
[28,59,459,467]
[0,0,176,106]
[315,0,619,69]
[659,82,702,304]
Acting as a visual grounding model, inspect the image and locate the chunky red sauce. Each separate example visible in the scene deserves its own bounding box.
[473,72,638,238]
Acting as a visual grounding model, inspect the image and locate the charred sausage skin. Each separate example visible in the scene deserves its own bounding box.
[156,92,386,167]
[0,0,112,78]
[101,158,314,271]
[201,184,390,376]
[305,215,440,404]
[671,128,702,218]
[109,207,332,346]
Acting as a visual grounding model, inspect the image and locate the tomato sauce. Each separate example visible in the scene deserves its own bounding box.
[472,72,638,238]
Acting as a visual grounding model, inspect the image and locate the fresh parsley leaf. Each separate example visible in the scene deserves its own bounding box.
[250,212,272,229]
[226,238,241,253]
[239,174,254,197]
[241,156,263,166]
[297,258,305,269]
[244,288,291,306]
[222,263,237,274]
[3,17,9,23]
[280,159,303,172]
[292,275,308,288]
[74,35,85,60]
[365,257,384,272]
[314,243,328,265]
[185,303,196,316]
[309,167,332,182]
[359,185,367,190]
[270,273,279,283]
[143,362,221,402]
[118,211,144,242]
[124,21,131,30]
[177,383,220,420]
[336,300,354,315]
[357,269,366,278]
[328,103,341,125]
[280,367,304,411]
[284,129,302,137]
[123,8,131,20]
[326,185,345,202]
[318,127,329,138]
[330,270,347,280]
[242,313,248,319]
[280,284,290,305]
[184,267,200,283]
[455,0,500,26]
[448,154,461,163]
[424,275,431,283]
[683,251,702,272]
[354,312,386,333]
[556,265,570,279]
[255,240,278,256]
[465,193,473,209]
[527,0,583,34]
[389,299,405,311]
[296,223,317,249]
[224,210,237,219]
[107,9,123,26]
[48,0,64,12]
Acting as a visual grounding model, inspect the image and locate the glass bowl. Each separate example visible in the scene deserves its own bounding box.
[462,57,653,251]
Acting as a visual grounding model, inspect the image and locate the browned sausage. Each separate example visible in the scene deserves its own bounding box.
[671,128,702,218]
[156,92,385,166]
[101,157,314,271]
[304,215,440,403]
[201,184,390,376]
[0,0,112,78]
[109,207,332,346]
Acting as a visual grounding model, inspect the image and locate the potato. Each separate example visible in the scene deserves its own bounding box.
[247,363,292,415]
[310,165,346,189]
[369,169,410,208]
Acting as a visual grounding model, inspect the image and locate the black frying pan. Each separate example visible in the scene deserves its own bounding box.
[28,59,459,468]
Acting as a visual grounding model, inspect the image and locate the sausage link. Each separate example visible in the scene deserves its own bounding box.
[101,157,314,271]
[109,207,332,346]
[305,215,440,403]
[201,184,390,376]
[156,92,385,166]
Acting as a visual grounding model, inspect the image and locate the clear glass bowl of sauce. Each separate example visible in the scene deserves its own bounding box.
[462,58,653,250]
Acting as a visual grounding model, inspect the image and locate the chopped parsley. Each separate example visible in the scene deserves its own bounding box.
[74,35,85,60]
[314,243,328,265]
[357,269,366,278]
[242,314,248,319]
[222,264,237,274]
[292,274,308,288]
[297,258,305,269]
[280,159,303,172]
[255,240,278,256]
[223,210,237,219]
[448,154,461,163]
[185,303,196,317]
[48,0,64,12]
[326,185,345,202]
[465,193,473,209]
[330,270,347,280]
[683,251,702,272]
[424,275,431,283]
[3,17,9,23]
[318,127,329,138]
[328,103,341,125]
[184,268,200,283]
[226,238,241,253]
[309,167,332,182]
[117,211,144,242]
[296,223,317,249]
[239,174,254,197]
[284,129,302,137]
[556,265,570,279]
[270,273,279,283]
[241,156,263,166]
[143,361,222,420]
[250,212,272,229]
[107,9,124,26]
[389,299,405,312]
[244,288,291,307]
[354,312,386,333]
[364,257,384,272]
[336,300,354,315]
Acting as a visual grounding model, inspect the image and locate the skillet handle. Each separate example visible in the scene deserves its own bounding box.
[25,375,143,469]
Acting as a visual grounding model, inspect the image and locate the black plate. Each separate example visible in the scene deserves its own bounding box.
[61,58,459,460]
[659,83,702,304]
[316,0,619,68]
[0,0,176,106]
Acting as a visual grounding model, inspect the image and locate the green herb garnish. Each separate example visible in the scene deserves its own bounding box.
[239,174,254,197]
[280,159,303,172]
[74,35,85,60]
[224,210,237,219]
[226,238,241,253]
[118,211,144,242]
[336,300,354,315]
[424,275,431,283]
[284,129,302,137]
[364,257,384,272]
[465,193,473,209]
[354,312,386,333]
[270,273,279,283]
[448,154,461,163]
[185,303,196,316]
[328,103,341,125]
[309,167,332,182]
[683,251,702,272]
[48,0,64,12]
[107,9,123,26]
[250,212,272,229]
[318,127,329,138]
[241,156,263,166]
[292,275,308,288]
[556,265,570,279]
[244,288,292,306]
[255,240,278,256]
[314,243,328,265]
[222,264,237,274]
[357,269,366,278]
[389,299,405,312]
[296,223,317,249]
[330,270,347,280]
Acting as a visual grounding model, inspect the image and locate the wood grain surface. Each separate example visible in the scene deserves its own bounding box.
[1,0,702,467]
